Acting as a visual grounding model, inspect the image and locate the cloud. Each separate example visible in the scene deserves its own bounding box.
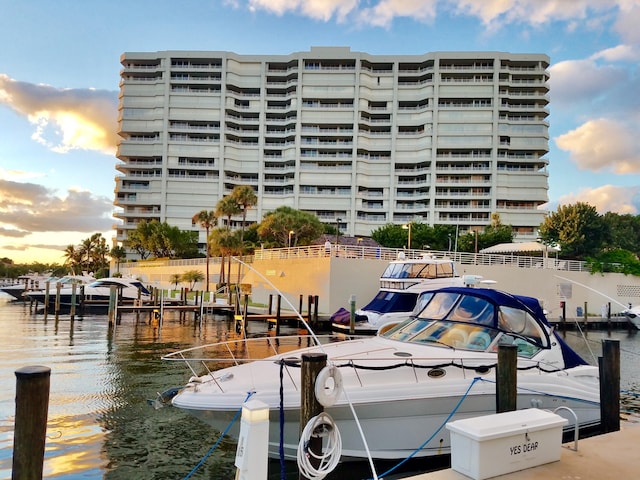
[358,0,439,28]
[558,185,640,215]
[555,118,640,174]
[614,2,640,44]
[0,74,119,155]
[548,58,627,106]
[0,227,29,238]
[0,179,113,234]
[238,0,625,30]
[247,0,358,22]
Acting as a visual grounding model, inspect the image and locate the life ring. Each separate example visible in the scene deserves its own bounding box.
[314,365,343,407]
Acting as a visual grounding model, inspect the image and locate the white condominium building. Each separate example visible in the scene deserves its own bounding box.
[115,47,549,245]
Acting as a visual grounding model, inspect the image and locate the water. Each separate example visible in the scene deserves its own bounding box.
[1,293,639,479]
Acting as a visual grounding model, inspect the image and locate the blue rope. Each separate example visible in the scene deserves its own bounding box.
[370,377,482,480]
[182,391,255,480]
[279,360,286,480]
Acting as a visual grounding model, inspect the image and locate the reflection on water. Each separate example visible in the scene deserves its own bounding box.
[1,293,639,479]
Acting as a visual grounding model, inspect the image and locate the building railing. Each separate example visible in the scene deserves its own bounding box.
[119,247,588,272]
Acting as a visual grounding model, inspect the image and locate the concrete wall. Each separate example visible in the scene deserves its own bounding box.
[118,255,640,318]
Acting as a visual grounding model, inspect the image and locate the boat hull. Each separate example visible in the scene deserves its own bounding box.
[175,375,599,460]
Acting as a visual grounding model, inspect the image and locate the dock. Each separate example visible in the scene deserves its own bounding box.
[403,414,640,480]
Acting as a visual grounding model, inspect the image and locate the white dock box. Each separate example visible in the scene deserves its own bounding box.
[446,408,568,480]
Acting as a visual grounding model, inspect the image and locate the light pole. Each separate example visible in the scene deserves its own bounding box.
[335,218,342,245]
[448,233,452,253]
[402,222,412,250]
[288,230,294,248]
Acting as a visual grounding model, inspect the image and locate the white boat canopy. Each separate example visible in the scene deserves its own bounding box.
[479,241,560,254]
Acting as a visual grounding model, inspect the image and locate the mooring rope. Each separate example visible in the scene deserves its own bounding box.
[370,376,482,480]
[182,391,254,480]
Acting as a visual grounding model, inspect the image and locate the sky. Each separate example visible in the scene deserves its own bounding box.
[1,0,640,265]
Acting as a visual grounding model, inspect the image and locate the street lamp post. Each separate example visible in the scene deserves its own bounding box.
[402,222,412,250]
[335,218,342,245]
[288,230,294,248]
[448,233,452,253]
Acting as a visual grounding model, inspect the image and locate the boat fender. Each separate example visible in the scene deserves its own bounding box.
[314,365,343,407]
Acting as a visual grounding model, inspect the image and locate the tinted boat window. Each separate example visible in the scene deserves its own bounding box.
[417,292,459,320]
[498,306,547,347]
[448,295,494,325]
[382,318,431,341]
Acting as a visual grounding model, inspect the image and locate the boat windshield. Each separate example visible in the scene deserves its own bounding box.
[381,261,456,280]
[380,290,548,355]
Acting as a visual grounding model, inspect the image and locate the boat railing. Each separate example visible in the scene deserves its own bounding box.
[162,334,570,393]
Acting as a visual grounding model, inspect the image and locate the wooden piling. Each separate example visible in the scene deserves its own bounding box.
[599,339,620,433]
[313,295,319,324]
[275,295,282,336]
[307,295,313,326]
[69,283,77,320]
[43,281,50,317]
[108,285,117,326]
[79,285,85,315]
[12,365,51,480]
[496,344,517,413]
[299,353,327,480]
[54,282,61,319]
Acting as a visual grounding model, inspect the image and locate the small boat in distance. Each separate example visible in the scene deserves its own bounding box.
[332,253,486,333]
[0,273,54,300]
[622,305,640,329]
[165,286,600,461]
[26,276,151,311]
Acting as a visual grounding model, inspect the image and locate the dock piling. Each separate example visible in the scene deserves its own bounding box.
[599,339,620,433]
[300,353,327,480]
[496,344,517,413]
[12,366,51,480]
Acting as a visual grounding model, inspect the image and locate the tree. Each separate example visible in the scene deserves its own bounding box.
[192,210,217,291]
[257,206,324,246]
[110,246,127,274]
[602,212,640,256]
[538,202,608,259]
[181,270,204,290]
[216,196,241,283]
[170,273,181,289]
[125,220,198,260]
[63,244,83,274]
[126,221,154,260]
[230,185,258,248]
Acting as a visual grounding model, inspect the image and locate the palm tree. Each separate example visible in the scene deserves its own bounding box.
[170,273,181,290]
[110,246,127,274]
[63,245,82,274]
[215,196,241,287]
[231,185,257,247]
[192,210,217,291]
[181,270,204,290]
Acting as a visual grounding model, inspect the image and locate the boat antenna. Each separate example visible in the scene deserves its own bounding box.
[230,256,324,346]
[230,256,380,479]
[553,275,629,309]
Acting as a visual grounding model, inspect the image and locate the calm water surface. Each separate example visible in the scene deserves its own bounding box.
[1,293,639,479]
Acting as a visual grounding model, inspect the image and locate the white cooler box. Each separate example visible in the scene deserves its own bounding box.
[446,408,568,480]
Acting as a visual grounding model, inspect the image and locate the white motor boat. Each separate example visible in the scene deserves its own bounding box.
[0,273,53,300]
[621,305,640,329]
[332,254,484,334]
[164,286,600,461]
[26,276,150,310]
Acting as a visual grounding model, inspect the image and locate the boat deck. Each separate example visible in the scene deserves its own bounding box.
[403,414,640,480]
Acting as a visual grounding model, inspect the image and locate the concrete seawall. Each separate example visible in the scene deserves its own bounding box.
[117,248,640,322]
